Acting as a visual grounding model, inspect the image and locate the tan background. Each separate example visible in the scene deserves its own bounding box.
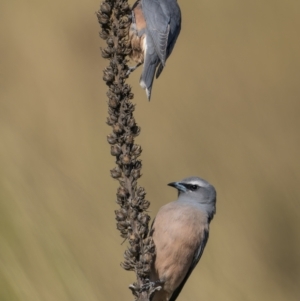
[1,0,300,300]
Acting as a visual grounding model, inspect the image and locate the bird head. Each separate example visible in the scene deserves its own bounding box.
[168,176,216,220]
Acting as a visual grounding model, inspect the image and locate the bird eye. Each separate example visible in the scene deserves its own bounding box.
[190,185,198,191]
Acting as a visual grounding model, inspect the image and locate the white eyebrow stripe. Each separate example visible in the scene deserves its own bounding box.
[185,181,201,186]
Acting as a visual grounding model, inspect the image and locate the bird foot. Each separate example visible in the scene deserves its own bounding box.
[141,279,163,290]
[126,63,142,76]
[129,280,163,300]
[142,279,163,298]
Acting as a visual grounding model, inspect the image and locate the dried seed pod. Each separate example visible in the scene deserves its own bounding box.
[138,213,150,225]
[121,3,130,11]
[117,186,129,198]
[134,160,142,169]
[131,180,138,190]
[137,187,146,198]
[129,233,140,245]
[129,209,137,219]
[120,229,128,236]
[106,37,114,47]
[108,112,118,121]
[137,266,149,277]
[128,93,134,99]
[117,221,126,231]
[122,82,130,92]
[111,144,122,156]
[130,244,140,256]
[123,166,131,177]
[115,209,127,221]
[140,200,150,210]
[120,220,129,228]
[148,244,156,254]
[103,68,115,82]
[122,154,131,165]
[142,264,151,274]
[117,28,128,39]
[108,97,119,108]
[110,166,122,178]
[122,45,131,55]
[99,30,108,40]
[129,283,140,296]
[131,198,140,208]
[132,125,140,136]
[125,134,134,144]
[113,123,123,134]
[132,154,137,162]
[107,133,117,144]
[100,2,111,14]
[136,262,143,270]
[139,225,147,236]
[124,248,134,258]
[121,261,133,271]
[97,13,110,25]
[127,118,135,128]
[143,237,152,246]
[116,196,123,206]
[106,89,114,99]
[132,169,141,180]
[101,47,112,58]
[106,117,114,126]
[132,145,142,156]
[112,86,120,95]
[142,253,152,264]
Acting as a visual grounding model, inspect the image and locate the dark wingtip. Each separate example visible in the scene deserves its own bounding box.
[155,63,164,79]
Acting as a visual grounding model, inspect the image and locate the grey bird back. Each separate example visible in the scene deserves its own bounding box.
[140,0,181,99]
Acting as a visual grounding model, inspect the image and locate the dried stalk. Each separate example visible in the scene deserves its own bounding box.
[97,1,158,300]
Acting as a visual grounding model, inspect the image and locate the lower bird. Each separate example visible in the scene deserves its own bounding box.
[150,176,217,301]
[129,0,181,100]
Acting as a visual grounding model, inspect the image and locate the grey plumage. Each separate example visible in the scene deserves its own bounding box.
[130,0,181,100]
[171,176,217,221]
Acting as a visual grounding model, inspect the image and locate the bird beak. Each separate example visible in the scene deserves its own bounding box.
[168,182,187,192]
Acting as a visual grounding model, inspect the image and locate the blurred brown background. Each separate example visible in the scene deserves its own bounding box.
[1,0,300,300]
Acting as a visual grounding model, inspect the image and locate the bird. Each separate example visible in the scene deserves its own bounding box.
[150,176,216,301]
[129,0,181,100]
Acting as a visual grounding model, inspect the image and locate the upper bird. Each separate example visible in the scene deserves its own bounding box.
[129,0,181,100]
[150,176,216,301]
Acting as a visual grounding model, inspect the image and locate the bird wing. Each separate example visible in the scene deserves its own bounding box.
[155,16,180,79]
[142,0,171,65]
[168,229,210,301]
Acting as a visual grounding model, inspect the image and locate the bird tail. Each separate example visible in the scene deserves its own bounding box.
[139,56,158,101]
[139,34,160,101]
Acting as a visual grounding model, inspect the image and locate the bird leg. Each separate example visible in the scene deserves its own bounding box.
[129,279,163,301]
[142,279,163,295]
[126,62,142,76]
[148,280,163,299]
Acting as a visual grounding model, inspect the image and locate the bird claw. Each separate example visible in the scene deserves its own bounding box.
[126,63,142,76]
[149,282,162,298]
[129,280,162,299]
[141,279,163,297]
[130,279,163,291]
